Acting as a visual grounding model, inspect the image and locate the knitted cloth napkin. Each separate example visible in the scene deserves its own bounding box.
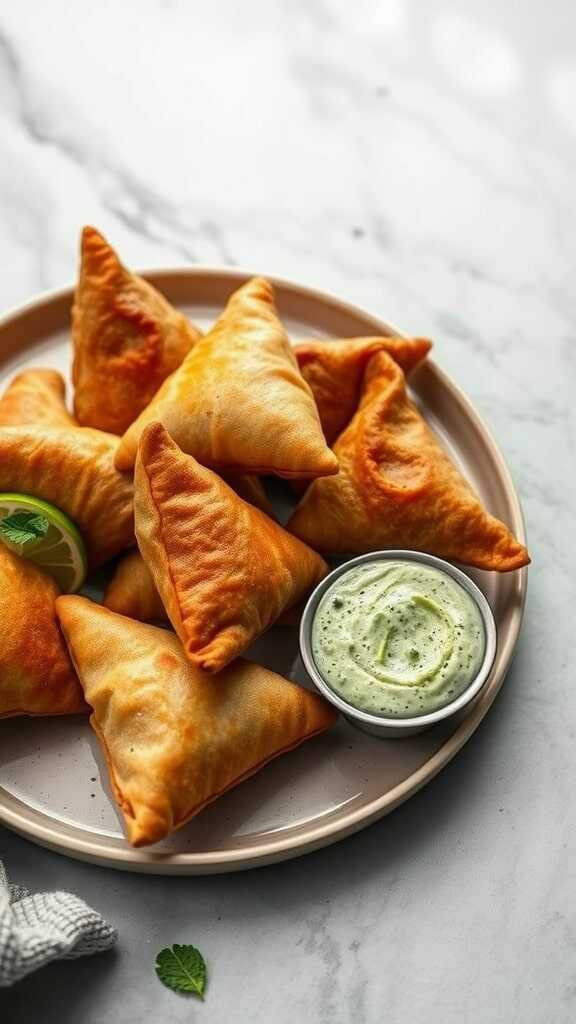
[0,859,117,986]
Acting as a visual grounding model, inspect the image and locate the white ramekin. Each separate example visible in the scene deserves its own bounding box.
[299,550,497,738]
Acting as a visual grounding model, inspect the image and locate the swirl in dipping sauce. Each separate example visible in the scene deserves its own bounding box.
[311,561,485,719]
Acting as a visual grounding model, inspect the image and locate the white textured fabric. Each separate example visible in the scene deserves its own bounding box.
[0,859,117,987]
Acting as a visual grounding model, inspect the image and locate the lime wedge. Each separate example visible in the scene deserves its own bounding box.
[0,493,87,593]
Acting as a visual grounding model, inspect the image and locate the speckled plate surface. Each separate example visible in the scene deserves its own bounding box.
[0,269,527,873]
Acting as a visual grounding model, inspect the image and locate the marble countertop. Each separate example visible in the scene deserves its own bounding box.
[1,1,574,1021]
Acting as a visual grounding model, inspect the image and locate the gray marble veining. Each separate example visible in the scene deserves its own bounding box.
[0,0,575,1021]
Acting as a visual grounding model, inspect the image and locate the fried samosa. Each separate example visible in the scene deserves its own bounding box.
[0,368,76,429]
[103,555,303,627]
[294,336,432,444]
[287,352,530,572]
[0,426,134,569]
[116,277,338,478]
[104,471,272,624]
[134,423,328,671]
[56,596,336,847]
[0,545,85,718]
[72,226,201,435]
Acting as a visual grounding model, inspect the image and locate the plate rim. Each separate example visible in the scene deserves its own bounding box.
[0,266,528,873]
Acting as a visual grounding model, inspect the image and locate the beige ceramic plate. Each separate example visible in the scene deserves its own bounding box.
[0,269,527,874]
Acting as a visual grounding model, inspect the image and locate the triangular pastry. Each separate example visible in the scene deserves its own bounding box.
[104,474,271,623]
[134,423,328,670]
[116,277,338,478]
[72,226,201,435]
[288,352,530,572]
[294,335,431,444]
[56,596,337,847]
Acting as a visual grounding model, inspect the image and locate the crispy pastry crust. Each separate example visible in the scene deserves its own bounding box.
[134,423,328,671]
[104,476,271,623]
[72,226,201,435]
[288,352,530,572]
[295,336,432,444]
[116,277,338,478]
[56,597,336,846]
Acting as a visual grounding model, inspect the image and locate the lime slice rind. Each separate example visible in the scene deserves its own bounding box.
[0,494,87,594]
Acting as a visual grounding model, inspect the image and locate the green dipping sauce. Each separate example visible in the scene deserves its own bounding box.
[311,560,486,719]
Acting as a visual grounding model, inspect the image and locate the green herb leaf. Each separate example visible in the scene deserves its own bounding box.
[155,944,207,999]
[0,512,50,547]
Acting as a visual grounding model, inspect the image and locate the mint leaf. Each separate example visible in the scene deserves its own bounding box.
[0,512,50,547]
[155,944,207,999]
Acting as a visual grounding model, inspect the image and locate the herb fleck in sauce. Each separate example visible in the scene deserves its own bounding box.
[311,561,485,718]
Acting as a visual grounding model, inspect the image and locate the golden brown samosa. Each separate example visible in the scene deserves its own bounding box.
[104,470,273,624]
[72,226,201,435]
[0,426,134,569]
[134,423,328,671]
[116,277,338,478]
[56,596,336,847]
[0,545,85,718]
[294,336,432,444]
[288,352,530,572]
[0,368,76,429]
[103,556,302,627]
[103,547,300,626]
